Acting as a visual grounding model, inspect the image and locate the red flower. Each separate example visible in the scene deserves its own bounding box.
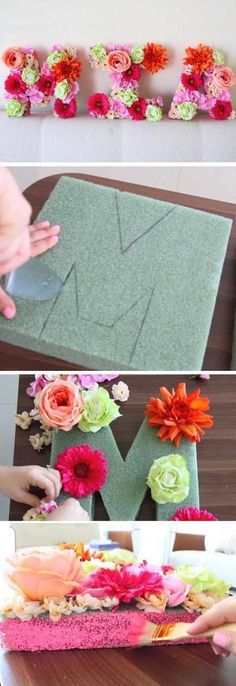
[55,444,108,497]
[81,564,164,604]
[54,97,77,118]
[87,92,110,117]
[122,64,141,82]
[146,383,213,447]
[210,100,233,120]
[128,98,147,120]
[5,73,26,95]
[181,71,203,91]
[37,75,55,97]
[172,506,218,521]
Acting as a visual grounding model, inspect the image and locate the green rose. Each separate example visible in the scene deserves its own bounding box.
[55,79,69,100]
[131,45,144,64]
[146,104,162,122]
[213,50,225,66]
[177,565,230,596]
[90,43,107,63]
[103,549,136,565]
[78,387,121,433]
[147,454,190,504]
[117,88,138,106]
[47,50,67,66]
[6,99,25,117]
[177,102,197,121]
[21,67,39,86]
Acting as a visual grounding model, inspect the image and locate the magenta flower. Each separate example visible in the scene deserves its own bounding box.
[81,564,164,604]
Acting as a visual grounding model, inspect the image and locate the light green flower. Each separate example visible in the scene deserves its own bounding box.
[47,50,67,66]
[103,549,137,565]
[117,88,138,106]
[131,45,144,64]
[177,565,230,596]
[6,99,25,117]
[90,43,107,63]
[147,454,190,504]
[78,387,121,433]
[146,104,162,121]
[21,67,39,86]
[55,79,69,100]
[213,50,225,66]
[177,102,197,121]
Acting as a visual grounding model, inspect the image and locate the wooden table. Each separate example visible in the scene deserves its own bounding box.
[1,642,236,686]
[10,373,236,521]
[0,173,236,371]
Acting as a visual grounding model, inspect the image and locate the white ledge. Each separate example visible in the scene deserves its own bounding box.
[0,110,235,162]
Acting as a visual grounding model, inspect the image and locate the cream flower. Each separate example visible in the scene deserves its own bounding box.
[23,507,38,521]
[30,407,42,421]
[111,381,130,402]
[183,591,224,613]
[29,433,45,451]
[136,591,168,612]
[43,596,72,621]
[15,411,32,430]
[41,428,53,446]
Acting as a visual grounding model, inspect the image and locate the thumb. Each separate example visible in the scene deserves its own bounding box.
[0,286,16,319]
[19,492,41,507]
[213,631,236,656]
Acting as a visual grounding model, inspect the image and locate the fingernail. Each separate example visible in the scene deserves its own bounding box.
[213,633,230,650]
[41,220,50,226]
[2,306,15,319]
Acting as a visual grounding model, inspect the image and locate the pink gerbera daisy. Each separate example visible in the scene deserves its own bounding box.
[37,74,55,97]
[128,98,147,120]
[87,92,110,117]
[209,99,232,120]
[181,71,203,91]
[81,564,164,604]
[5,72,26,96]
[55,444,108,497]
[172,506,218,521]
[121,63,142,83]
[54,97,77,118]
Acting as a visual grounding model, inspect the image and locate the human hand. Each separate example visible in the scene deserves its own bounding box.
[0,220,61,319]
[46,498,90,522]
[188,596,236,657]
[0,465,61,507]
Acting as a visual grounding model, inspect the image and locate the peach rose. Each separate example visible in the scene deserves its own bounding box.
[136,591,168,611]
[6,550,82,600]
[2,47,24,69]
[213,67,236,88]
[38,379,83,431]
[107,50,131,73]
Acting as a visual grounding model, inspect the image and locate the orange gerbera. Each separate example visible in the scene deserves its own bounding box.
[145,383,213,447]
[184,43,214,74]
[52,57,81,82]
[142,43,168,74]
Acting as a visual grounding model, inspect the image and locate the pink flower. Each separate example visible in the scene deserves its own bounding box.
[163,573,191,606]
[113,63,142,88]
[26,85,45,104]
[63,81,79,103]
[35,500,58,515]
[213,67,235,89]
[38,379,83,431]
[181,71,203,90]
[55,444,108,498]
[199,373,211,380]
[37,74,55,97]
[4,72,26,96]
[81,564,164,604]
[87,92,110,117]
[107,50,131,73]
[128,98,147,120]
[209,99,233,120]
[172,506,218,521]
[26,375,49,398]
[54,97,77,118]
[67,373,119,389]
[111,97,129,118]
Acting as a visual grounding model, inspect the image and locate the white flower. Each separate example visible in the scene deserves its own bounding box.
[23,507,38,521]
[15,411,32,430]
[41,427,53,446]
[112,381,129,402]
[29,433,45,451]
[30,407,41,421]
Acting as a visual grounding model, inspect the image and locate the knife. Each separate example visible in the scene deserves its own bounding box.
[0,261,63,301]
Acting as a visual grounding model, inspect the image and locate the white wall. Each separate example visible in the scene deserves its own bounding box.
[1,0,236,111]
[9,165,236,204]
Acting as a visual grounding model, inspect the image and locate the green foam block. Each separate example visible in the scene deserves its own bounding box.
[0,177,232,370]
[50,420,199,521]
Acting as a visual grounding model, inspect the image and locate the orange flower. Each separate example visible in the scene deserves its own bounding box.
[2,47,24,69]
[184,44,214,74]
[6,550,82,600]
[142,43,168,74]
[52,57,81,82]
[145,383,213,447]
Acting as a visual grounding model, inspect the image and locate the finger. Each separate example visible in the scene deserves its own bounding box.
[15,490,41,507]
[213,631,236,656]
[42,468,61,500]
[29,224,61,243]
[188,598,236,635]
[0,287,16,319]
[29,473,56,500]
[30,235,59,258]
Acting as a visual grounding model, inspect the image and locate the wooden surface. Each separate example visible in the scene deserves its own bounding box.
[10,373,236,521]
[0,173,236,371]
[1,643,236,686]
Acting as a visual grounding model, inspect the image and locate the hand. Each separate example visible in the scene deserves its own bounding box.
[46,498,90,521]
[0,465,61,507]
[188,597,236,657]
[0,221,61,319]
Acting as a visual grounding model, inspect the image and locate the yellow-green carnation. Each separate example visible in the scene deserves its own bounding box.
[147,454,190,504]
[177,565,230,596]
[6,99,25,117]
[131,46,144,64]
[78,387,121,433]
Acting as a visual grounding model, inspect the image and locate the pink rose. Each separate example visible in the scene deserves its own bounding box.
[38,379,83,431]
[107,50,131,73]
[6,550,82,600]
[213,67,235,89]
[163,573,191,607]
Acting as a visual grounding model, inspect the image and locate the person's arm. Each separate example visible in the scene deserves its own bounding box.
[0,465,61,507]
[46,498,90,521]
[188,596,236,657]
